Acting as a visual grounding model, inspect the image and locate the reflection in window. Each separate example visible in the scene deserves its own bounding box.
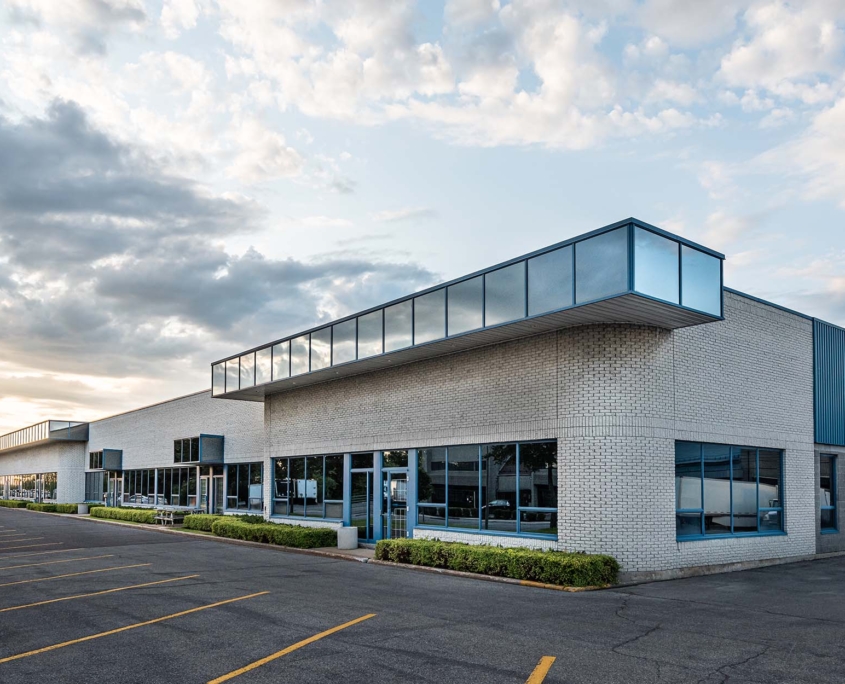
[528,245,573,316]
[681,246,721,316]
[416,441,557,537]
[239,353,255,389]
[272,341,290,380]
[414,289,445,344]
[290,335,310,376]
[575,227,629,304]
[447,276,483,335]
[485,262,525,326]
[212,363,225,396]
[255,347,272,385]
[675,442,784,539]
[332,319,356,365]
[225,358,240,392]
[385,300,412,352]
[634,227,679,304]
[358,310,383,358]
[226,462,263,511]
[311,328,331,371]
[821,455,837,532]
[271,454,343,519]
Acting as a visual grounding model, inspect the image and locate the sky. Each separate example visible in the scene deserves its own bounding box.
[0,0,844,435]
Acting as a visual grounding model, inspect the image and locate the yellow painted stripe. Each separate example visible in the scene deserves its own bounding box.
[0,548,80,561]
[0,543,61,552]
[0,555,114,572]
[526,656,556,684]
[0,574,199,613]
[0,537,43,544]
[0,563,150,588]
[207,613,376,684]
[0,591,269,665]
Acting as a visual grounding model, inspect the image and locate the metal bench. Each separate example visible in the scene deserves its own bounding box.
[154,508,185,526]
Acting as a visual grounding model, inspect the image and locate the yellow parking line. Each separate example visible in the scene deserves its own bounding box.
[207,613,376,684]
[0,574,199,613]
[0,548,80,561]
[0,563,150,588]
[526,656,556,684]
[0,537,43,544]
[0,555,114,572]
[0,543,61,552]
[0,591,269,665]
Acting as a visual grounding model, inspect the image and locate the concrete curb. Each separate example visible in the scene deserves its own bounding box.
[369,559,607,592]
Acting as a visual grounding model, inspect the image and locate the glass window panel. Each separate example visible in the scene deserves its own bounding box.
[383,450,408,468]
[332,319,356,365]
[273,459,289,516]
[225,358,240,392]
[758,449,782,510]
[227,464,237,508]
[188,468,197,508]
[306,455,324,517]
[414,289,445,345]
[212,363,226,396]
[358,310,383,358]
[289,458,306,516]
[821,508,836,530]
[385,300,412,352]
[675,442,702,511]
[634,227,680,304]
[325,455,343,501]
[575,227,629,304]
[418,447,446,506]
[447,276,483,336]
[528,246,573,316]
[351,453,373,469]
[448,445,481,530]
[481,444,517,533]
[191,437,200,462]
[820,455,836,531]
[237,464,249,508]
[250,463,262,485]
[681,246,721,315]
[731,448,758,533]
[255,347,272,385]
[290,335,310,376]
[676,513,702,537]
[174,440,181,464]
[519,442,558,509]
[703,444,731,535]
[239,353,255,389]
[272,341,290,380]
[351,471,373,540]
[519,509,557,537]
[310,328,331,371]
[485,262,526,326]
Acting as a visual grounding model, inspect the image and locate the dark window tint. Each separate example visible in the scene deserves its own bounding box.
[528,245,573,316]
[485,262,525,326]
[575,227,628,304]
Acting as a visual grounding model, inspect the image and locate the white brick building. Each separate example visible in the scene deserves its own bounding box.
[2,218,844,579]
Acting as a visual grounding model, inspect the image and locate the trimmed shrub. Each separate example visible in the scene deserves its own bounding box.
[90,506,156,524]
[55,503,81,514]
[0,499,29,508]
[374,539,619,587]
[233,514,265,525]
[26,503,58,512]
[183,514,224,531]
[210,518,337,549]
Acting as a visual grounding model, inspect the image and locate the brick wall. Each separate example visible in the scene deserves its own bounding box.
[0,442,86,503]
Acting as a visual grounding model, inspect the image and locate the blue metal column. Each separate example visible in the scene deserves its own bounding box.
[373,451,384,541]
[342,453,352,526]
[407,449,418,538]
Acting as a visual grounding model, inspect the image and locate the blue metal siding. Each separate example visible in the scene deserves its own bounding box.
[815,319,845,447]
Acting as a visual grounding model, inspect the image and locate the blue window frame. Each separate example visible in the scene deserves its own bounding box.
[416,440,557,539]
[820,454,837,533]
[675,441,785,540]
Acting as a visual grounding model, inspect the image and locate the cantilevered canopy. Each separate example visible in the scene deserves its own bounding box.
[213,218,724,402]
[0,421,89,454]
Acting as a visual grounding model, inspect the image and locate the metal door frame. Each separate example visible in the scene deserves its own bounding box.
[382,467,409,540]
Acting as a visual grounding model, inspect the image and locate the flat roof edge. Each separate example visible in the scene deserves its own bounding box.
[723,287,814,321]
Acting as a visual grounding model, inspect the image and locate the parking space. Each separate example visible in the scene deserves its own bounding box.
[1,509,845,683]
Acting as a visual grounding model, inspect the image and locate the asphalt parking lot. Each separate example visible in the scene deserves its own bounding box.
[0,510,844,684]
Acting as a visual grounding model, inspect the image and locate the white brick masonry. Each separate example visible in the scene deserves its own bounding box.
[265,291,816,572]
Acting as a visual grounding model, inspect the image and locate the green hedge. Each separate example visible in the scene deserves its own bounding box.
[183,514,224,531]
[374,539,619,587]
[25,503,83,513]
[0,500,28,509]
[210,518,337,549]
[90,507,156,524]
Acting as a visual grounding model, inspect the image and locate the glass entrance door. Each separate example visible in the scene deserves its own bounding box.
[200,477,210,513]
[382,470,408,539]
[351,471,374,542]
[107,475,123,507]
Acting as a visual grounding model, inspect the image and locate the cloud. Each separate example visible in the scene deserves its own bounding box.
[371,207,437,223]
[638,0,750,48]
[227,119,304,183]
